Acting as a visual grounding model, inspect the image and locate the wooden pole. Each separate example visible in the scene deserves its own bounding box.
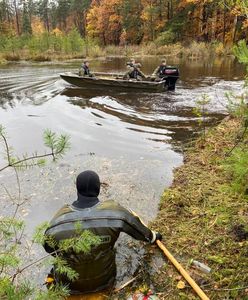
[156,240,210,300]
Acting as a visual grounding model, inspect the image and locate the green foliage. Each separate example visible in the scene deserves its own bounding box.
[223,38,248,197]
[163,6,193,41]
[67,28,83,53]
[154,30,176,45]
[0,277,33,300]
[0,127,73,299]
[0,277,69,300]
[192,94,210,140]
[0,125,70,171]
[233,40,248,72]
[33,222,101,287]
[233,40,248,64]
[223,146,248,196]
[228,41,248,128]
[0,253,20,269]
[43,129,70,159]
[33,284,70,300]
[59,228,101,254]
[33,222,51,244]
[22,1,32,35]
[52,256,79,281]
[0,218,25,236]
[0,28,85,56]
[226,91,248,124]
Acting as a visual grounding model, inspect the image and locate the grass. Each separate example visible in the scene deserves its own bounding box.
[0,54,6,64]
[0,41,233,65]
[147,116,248,299]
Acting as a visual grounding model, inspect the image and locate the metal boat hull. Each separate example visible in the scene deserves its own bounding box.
[60,73,166,92]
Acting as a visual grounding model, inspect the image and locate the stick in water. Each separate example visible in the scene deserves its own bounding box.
[114,276,138,292]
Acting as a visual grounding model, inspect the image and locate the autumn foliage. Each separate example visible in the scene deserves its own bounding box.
[0,0,247,46]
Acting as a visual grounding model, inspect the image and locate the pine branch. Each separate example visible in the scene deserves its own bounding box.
[0,126,11,165]
[0,127,70,172]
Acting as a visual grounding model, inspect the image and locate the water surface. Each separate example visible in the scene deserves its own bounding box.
[0,56,245,285]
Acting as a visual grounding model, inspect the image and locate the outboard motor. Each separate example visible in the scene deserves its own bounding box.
[162,67,179,91]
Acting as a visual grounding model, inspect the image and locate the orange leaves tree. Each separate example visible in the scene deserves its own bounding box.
[175,0,248,44]
[87,0,123,45]
[1,0,248,47]
[121,0,143,44]
[141,0,169,41]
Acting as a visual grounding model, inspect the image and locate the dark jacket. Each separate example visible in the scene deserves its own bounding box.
[124,63,146,80]
[152,65,167,78]
[79,64,92,76]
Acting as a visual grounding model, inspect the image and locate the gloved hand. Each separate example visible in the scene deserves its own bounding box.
[151,230,162,244]
[155,232,162,241]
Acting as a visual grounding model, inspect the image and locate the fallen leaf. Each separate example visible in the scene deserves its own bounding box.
[177,280,186,289]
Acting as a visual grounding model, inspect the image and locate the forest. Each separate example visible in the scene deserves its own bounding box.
[0,0,248,59]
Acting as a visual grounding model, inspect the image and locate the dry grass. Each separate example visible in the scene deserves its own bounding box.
[3,53,21,61]
[0,54,6,64]
[149,117,248,299]
[0,41,232,64]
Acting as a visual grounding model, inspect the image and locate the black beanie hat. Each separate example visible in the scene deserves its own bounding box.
[76,170,100,197]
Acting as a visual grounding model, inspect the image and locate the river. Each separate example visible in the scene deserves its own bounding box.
[0,56,245,286]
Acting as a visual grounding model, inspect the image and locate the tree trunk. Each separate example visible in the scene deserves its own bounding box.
[170,0,173,18]
[13,0,20,35]
[45,4,50,32]
[167,1,170,20]
[232,15,238,44]
[223,4,226,44]
[201,4,208,42]
[158,0,162,20]
[211,7,217,42]
[74,12,84,37]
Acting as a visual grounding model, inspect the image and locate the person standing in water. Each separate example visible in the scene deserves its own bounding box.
[44,170,162,294]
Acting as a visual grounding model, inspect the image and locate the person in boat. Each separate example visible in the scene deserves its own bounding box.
[151,59,167,80]
[123,60,146,80]
[79,60,94,77]
[43,170,162,294]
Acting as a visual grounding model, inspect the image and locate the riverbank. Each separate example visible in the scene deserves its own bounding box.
[147,116,248,299]
[0,41,233,65]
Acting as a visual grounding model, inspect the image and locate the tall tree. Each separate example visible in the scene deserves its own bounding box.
[56,0,71,31]
[121,0,143,44]
[13,0,20,35]
[70,0,91,37]
[37,0,51,32]
[0,0,13,33]
[87,0,123,45]
[22,0,32,34]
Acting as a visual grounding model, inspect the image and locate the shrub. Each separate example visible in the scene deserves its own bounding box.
[154,30,176,46]
[223,39,248,197]
[224,147,248,196]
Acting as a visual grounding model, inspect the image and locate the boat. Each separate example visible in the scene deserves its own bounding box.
[60,67,179,92]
